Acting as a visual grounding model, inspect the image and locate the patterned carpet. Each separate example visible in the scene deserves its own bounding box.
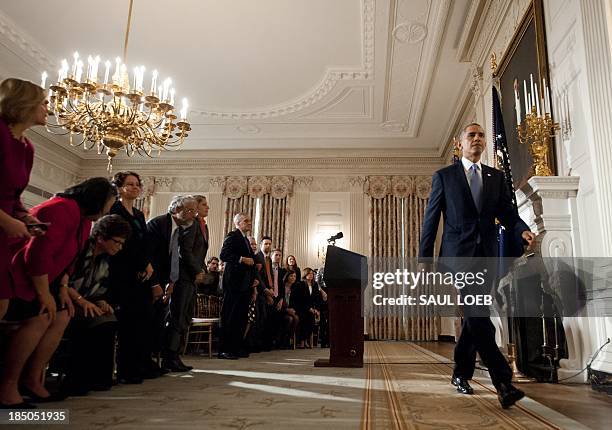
[26,342,589,429]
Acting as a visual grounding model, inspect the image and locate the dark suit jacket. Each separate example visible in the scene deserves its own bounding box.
[147,214,205,287]
[198,218,209,265]
[254,251,272,290]
[419,162,529,258]
[220,229,255,294]
[292,281,322,315]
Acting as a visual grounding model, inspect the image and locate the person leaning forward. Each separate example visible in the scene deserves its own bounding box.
[419,122,535,409]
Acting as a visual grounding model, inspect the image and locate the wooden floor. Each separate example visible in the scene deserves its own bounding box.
[418,341,612,430]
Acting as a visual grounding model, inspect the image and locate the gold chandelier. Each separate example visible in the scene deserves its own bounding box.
[41,0,191,171]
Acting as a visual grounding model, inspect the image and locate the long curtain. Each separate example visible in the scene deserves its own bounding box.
[366,176,437,340]
[223,177,256,237]
[222,176,292,252]
[258,176,292,253]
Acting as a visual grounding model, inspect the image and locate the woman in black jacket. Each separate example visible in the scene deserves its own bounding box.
[293,267,323,348]
[108,171,156,384]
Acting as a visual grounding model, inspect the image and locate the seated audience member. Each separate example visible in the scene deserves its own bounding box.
[198,256,221,296]
[0,178,116,408]
[294,267,327,348]
[0,78,48,320]
[285,255,301,284]
[62,215,131,396]
[277,270,299,348]
[293,267,323,348]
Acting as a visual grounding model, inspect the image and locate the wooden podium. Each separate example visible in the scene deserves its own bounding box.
[314,245,367,368]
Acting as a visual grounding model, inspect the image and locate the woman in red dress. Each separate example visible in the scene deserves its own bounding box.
[1,178,116,408]
[0,78,48,319]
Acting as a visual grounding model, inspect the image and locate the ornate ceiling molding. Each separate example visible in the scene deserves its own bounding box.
[0,9,54,72]
[189,0,375,120]
[382,0,452,137]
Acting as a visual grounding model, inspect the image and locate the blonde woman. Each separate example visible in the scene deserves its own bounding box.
[0,78,48,321]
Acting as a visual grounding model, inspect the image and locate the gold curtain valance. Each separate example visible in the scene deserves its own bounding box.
[365,175,432,199]
[224,176,294,200]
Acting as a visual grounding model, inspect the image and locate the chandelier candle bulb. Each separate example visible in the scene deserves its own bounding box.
[113,57,121,84]
[103,61,111,85]
[169,88,175,106]
[72,52,79,78]
[180,98,188,121]
[93,56,100,82]
[87,56,93,81]
[75,60,84,83]
[40,71,47,89]
[150,70,158,95]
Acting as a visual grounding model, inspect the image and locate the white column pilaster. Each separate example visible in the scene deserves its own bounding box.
[348,176,368,256]
[290,177,313,268]
[207,177,226,259]
[580,0,612,256]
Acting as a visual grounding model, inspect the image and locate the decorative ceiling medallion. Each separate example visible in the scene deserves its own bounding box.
[393,22,428,44]
[190,0,375,120]
[380,121,408,133]
[236,124,261,134]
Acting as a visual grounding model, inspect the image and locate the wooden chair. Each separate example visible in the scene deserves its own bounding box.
[184,294,221,358]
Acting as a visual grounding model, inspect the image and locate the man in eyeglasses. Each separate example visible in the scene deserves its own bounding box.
[147,195,206,372]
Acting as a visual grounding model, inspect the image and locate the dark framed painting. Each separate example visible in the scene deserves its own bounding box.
[495,0,557,189]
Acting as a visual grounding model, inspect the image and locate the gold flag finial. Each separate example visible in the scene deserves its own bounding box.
[490,52,498,76]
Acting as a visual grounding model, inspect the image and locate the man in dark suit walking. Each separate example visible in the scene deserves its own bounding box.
[419,123,535,409]
[147,195,205,372]
[218,213,256,359]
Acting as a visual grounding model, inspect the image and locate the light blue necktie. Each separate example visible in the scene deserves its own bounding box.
[469,164,482,212]
[169,227,180,283]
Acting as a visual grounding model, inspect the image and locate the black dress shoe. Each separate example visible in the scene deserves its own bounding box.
[0,401,37,409]
[451,376,474,394]
[497,383,525,409]
[21,386,69,403]
[217,352,239,360]
[176,356,193,371]
[119,375,144,384]
[162,359,190,372]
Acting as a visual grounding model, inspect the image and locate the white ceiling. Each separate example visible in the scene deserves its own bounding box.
[0,0,472,158]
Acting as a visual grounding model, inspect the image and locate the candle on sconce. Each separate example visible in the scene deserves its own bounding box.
[514,84,521,125]
[534,82,541,116]
[530,74,535,109]
[158,85,163,100]
[180,98,188,120]
[40,71,47,89]
[61,59,69,82]
[523,80,529,115]
[169,88,175,106]
[133,67,138,91]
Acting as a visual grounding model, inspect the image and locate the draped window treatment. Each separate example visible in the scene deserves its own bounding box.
[222,176,293,252]
[366,175,439,341]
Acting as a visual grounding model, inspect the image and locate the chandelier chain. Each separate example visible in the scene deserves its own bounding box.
[123,0,134,62]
